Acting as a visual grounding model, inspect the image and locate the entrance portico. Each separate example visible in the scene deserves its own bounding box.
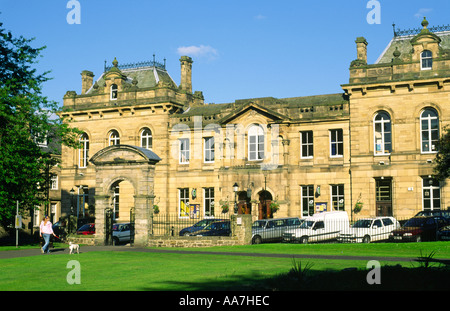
[90,145,161,247]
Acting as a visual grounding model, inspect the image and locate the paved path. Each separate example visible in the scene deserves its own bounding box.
[0,245,428,263]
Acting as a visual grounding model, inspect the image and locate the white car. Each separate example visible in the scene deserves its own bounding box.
[338,217,400,243]
[283,211,349,244]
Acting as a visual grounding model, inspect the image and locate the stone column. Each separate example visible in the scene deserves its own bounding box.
[93,194,110,245]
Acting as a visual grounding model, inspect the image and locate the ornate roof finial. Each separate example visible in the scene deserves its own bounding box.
[421,17,429,29]
[112,57,118,67]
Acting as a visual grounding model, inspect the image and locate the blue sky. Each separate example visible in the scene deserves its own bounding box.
[1,0,450,106]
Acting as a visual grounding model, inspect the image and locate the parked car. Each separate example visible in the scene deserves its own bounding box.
[283,211,349,244]
[437,225,450,241]
[112,222,133,244]
[52,221,67,240]
[179,218,226,236]
[389,216,448,242]
[76,223,95,235]
[338,217,400,243]
[252,217,302,244]
[189,220,231,236]
[415,210,450,222]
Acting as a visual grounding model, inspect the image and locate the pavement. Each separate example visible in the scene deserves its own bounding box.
[0,244,428,263]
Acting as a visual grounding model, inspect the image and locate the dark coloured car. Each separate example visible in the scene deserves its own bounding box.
[189,221,231,237]
[415,210,450,222]
[179,218,226,236]
[389,216,448,242]
[52,221,67,240]
[437,225,450,241]
[76,223,95,235]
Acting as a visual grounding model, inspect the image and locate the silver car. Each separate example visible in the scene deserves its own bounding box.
[252,217,302,244]
[112,222,133,244]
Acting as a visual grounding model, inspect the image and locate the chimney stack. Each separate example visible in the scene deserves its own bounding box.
[179,56,193,93]
[355,37,368,64]
[81,70,94,94]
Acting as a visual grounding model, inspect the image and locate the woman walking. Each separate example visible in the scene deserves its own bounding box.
[39,216,56,254]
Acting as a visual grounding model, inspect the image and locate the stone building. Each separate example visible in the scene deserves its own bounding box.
[58,18,450,236]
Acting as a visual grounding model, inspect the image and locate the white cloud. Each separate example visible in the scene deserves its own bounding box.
[254,14,266,20]
[176,45,218,60]
[414,8,433,20]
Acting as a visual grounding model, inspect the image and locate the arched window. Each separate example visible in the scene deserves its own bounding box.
[420,108,439,153]
[110,84,118,100]
[140,128,152,149]
[109,130,120,146]
[374,111,392,155]
[248,125,265,161]
[421,50,433,70]
[79,133,89,168]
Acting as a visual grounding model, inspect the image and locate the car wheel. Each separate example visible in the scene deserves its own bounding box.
[300,236,308,244]
[363,235,371,243]
[252,236,262,244]
[183,232,190,236]
[113,237,119,245]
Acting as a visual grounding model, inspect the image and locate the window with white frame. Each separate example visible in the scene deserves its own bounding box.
[421,50,433,70]
[79,133,89,168]
[331,184,345,211]
[179,188,190,217]
[109,130,120,146]
[140,128,152,150]
[110,84,118,100]
[374,111,392,155]
[422,177,441,211]
[50,175,58,190]
[301,185,315,217]
[248,125,265,161]
[421,108,439,153]
[179,138,190,164]
[300,131,313,158]
[204,137,215,163]
[33,208,40,227]
[204,188,215,217]
[330,129,343,157]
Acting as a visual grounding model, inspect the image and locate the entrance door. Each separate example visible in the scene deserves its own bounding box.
[237,191,251,215]
[258,190,273,219]
[375,178,392,216]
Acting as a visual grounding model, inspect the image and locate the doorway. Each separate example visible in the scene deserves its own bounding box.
[258,190,273,219]
[237,191,252,215]
[375,178,392,216]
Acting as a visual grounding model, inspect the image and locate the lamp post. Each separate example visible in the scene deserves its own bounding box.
[69,188,75,234]
[233,183,239,214]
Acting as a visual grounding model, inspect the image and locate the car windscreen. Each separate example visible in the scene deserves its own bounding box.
[404,218,428,227]
[299,220,315,229]
[252,221,266,229]
[352,219,372,228]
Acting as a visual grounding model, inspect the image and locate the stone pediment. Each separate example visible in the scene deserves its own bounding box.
[218,102,290,125]
[90,145,161,166]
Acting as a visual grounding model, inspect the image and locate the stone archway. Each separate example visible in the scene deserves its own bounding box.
[90,145,161,247]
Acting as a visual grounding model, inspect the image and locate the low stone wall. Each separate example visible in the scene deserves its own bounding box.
[147,214,253,248]
[67,235,96,246]
[148,236,240,248]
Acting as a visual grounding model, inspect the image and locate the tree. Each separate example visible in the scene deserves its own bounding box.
[434,126,450,182]
[0,21,81,229]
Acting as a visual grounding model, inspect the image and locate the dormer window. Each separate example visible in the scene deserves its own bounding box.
[110,84,118,100]
[421,50,433,70]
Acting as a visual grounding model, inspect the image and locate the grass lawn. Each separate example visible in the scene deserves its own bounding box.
[0,242,449,291]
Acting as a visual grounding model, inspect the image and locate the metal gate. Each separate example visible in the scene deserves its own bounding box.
[130,207,135,246]
[105,208,114,245]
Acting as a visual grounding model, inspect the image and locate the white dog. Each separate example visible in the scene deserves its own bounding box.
[69,242,79,254]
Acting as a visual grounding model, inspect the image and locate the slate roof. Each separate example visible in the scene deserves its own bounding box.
[376,31,450,64]
[86,65,177,94]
